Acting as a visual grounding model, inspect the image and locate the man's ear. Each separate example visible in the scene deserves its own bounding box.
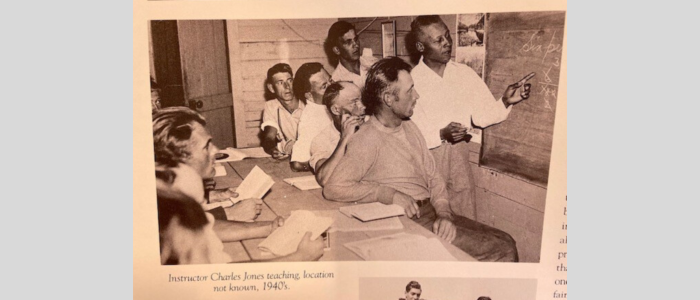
[415,41,425,53]
[332,46,341,56]
[305,91,313,102]
[266,83,274,94]
[330,104,342,116]
[382,91,395,108]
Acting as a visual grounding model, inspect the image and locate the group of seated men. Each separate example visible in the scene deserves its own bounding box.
[151,15,535,264]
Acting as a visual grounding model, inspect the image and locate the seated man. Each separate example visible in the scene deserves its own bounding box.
[290,62,333,172]
[309,81,366,186]
[156,164,325,264]
[260,63,304,159]
[323,57,518,262]
[153,106,260,222]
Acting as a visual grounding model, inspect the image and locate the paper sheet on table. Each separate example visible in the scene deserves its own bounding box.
[258,210,333,257]
[213,164,226,177]
[339,202,405,221]
[311,210,403,233]
[344,233,457,261]
[230,165,274,202]
[215,147,270,162]
[283,175,322,190]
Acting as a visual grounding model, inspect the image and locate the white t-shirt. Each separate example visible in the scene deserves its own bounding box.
[291,101,332,162]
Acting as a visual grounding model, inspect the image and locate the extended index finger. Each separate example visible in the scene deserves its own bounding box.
[519,72,536,84]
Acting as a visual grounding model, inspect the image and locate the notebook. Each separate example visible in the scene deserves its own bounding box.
[339,202,405,222]
[258,210,334,257]
[215,147,270,162]
[283,175,322,190]
[344,233,457,261]
[230,165,275,202]
[310,210,403,233]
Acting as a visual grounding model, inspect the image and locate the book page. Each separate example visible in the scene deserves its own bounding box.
[134,1,566,299]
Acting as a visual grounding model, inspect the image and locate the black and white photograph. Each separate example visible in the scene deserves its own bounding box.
[147,11,565,265]
[360,277,538,300]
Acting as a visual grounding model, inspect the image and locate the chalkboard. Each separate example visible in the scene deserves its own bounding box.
[480,11,565,186]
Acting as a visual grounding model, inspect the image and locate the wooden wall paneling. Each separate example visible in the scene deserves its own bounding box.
[226,20,251,148]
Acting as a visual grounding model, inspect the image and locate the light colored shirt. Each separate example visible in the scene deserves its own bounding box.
[331,56,377,89]
[291,101,332,162]
[260,100,305,153]
[410,59,512,149]
[309,122,340,171]
[323,116,451,216]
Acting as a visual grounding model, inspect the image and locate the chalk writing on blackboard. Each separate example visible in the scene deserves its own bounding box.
[519,30,562,111]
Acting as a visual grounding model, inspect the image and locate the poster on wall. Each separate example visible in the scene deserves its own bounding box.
[456,13,486,77]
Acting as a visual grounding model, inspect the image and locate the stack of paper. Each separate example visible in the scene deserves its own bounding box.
[344,233,457,261]
[311,210,403,233]
[230,166,274,202]
[258,210,334,257]
[215,147,270,162]
[283,175,322,190]
[339,202,405,222]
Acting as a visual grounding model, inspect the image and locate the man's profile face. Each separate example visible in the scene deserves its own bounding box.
[405,288,422,300]
[308,69,332,104]
[418,20,453,64]
[335,29,361,62]
[333,82,365,117]
[182,122,219,180]
[268,72,295,102]
[389,70,419,119]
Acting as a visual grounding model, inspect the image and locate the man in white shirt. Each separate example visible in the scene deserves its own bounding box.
[260,63,305,159]
[408,15,535,218]
[324,21,377,89]
[290,62,333,172]
[309,81,365,186]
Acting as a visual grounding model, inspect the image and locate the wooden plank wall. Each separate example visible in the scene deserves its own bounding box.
[228,19,338,148]
[340,15,457,66]
[343,14,545,263]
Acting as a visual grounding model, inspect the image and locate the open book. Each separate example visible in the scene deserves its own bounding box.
[339,202,405,222]
[202,165,274,211]
[258,210,334,257]
[215,147,270,163]
[344,233,457,261]
[283,175,322,190]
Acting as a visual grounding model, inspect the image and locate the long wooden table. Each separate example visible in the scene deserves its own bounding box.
[213,157,476,262]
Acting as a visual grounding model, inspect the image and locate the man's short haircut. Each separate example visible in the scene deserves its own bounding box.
[324,21,356,66]
[322,81,346,111]
[406,15,445,64]
[405,281,421,292]
[293,62,325,103]
[362,57,412,115]
[266,63,294,84]
[476,297,492,300]
[152,106,207,167]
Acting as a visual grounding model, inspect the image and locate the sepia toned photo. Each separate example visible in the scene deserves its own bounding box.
[360,277,538,300]
[147,11,565,265]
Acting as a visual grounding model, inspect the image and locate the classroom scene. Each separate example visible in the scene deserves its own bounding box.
[359,277,537,300]
[148,11,565,264]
